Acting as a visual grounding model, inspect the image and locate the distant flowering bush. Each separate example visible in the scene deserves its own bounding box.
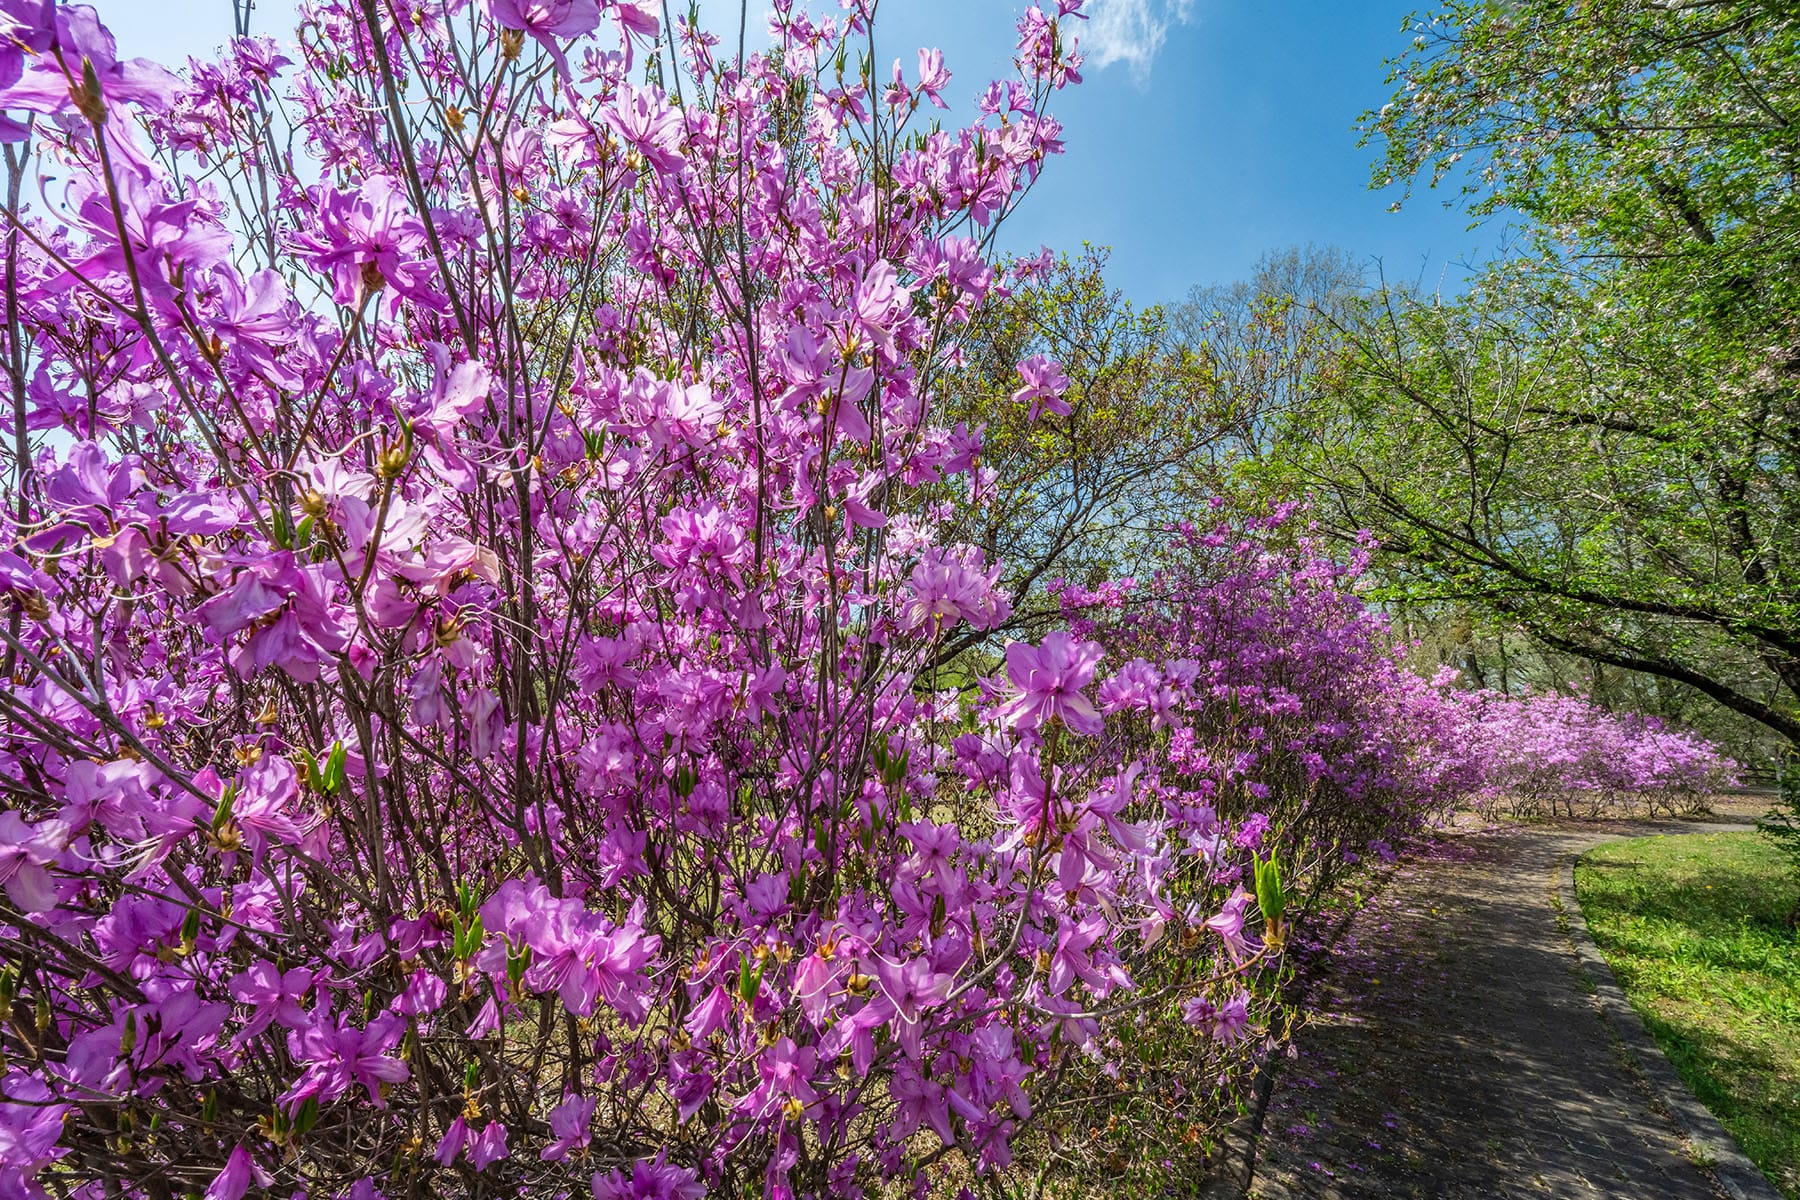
[1467,692,1738,817]
[1020,511,1739,1186]
[1026,510,1490,1191]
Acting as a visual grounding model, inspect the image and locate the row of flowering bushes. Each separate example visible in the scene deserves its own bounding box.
[0,3,1737,1198]
[1028,512,1491,1192]
[1467,692,1738,817]
[1027,518,1741,1187]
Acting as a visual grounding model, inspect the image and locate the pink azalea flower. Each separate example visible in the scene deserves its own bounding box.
[203,1146,269,1200]
[917,48,953,108]
[467,1120,509,1170]
[1010,353,1072,419]
[282,1014,410,1109]
[737,1036,818,1116]
[541,1092,597,1161]
[0,813,60,913]
[1183,990,1253,1043]
[1203,888,1262,964]
[229,962,313,1039]
[293,176,441,312]
[1000,632,1104,736]
[484,0,603,74]
[871,957,956,1059]
[902,547,1011,633]
[0,1070,69,1194]
[591,1153,706,1200]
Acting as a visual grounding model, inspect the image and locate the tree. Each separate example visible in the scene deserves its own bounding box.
[1167,243,1364,469]
[1275,265,1800,748]
[1264,1,1800,753]
[924,247,1215,666]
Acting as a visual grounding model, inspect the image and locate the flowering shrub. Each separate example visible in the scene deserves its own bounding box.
[0,2,1161,1196]
[1468,692,1738,817]
[1024,511,1489,1191]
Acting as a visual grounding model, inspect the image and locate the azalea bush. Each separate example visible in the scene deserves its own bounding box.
[1468,692,1738,817]
[0,1,1378,1198]
[1012,509,1488,1192]
[1014,511,1740,1189]
[0,0,1122,1195]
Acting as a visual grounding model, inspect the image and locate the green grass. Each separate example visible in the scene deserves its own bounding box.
[1576,833,1800,1199]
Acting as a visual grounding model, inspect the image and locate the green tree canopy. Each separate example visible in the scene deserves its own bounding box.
[1248,1,1800,753]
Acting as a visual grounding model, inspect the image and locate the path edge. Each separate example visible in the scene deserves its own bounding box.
[1560,833,1785,1200]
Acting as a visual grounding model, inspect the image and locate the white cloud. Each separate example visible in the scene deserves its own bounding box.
[1079,0,1194,83]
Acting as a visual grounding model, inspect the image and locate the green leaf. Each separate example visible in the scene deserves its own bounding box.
[1254,855,1285,925]
[296,748,322,793]
[320,741,347,796]
[738,955,766,1005]
[211,782,236,832]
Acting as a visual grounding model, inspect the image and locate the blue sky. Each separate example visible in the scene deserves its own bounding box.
[102,0,1497,306]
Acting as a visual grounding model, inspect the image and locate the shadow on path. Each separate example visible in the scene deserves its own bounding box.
[1250,819,1752,1200]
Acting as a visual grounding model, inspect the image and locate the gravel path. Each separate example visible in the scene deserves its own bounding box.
[1248,817,1760,1200]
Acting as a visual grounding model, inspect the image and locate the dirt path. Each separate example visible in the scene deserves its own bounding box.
[1249,815,1760,1199]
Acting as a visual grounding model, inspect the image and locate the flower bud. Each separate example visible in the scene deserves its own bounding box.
[15,590,50,623]
[209,821,244,854]
[70,58,108,125]
[377,443,411,479]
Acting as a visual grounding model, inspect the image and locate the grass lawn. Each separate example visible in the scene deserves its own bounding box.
[1576,833,1800,1199]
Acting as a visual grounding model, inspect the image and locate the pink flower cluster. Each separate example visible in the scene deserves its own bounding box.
[1057,511,1490,855]
[1467,692,1738,816]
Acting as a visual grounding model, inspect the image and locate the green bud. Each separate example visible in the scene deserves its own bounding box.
[1253,855,1286,926]
[320,741,348,796]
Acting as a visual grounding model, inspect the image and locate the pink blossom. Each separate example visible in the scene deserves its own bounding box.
[282,1014,409,1109]
[0,813,60,913]
[229,962,313,1039]
[484,0,603,73]
[1010,353,1072,419]
[916,49,952,108]
[902,546,1011,633]
[1001,632,1105,735]
[293,176,440,311]
[591,1153,706,1200]
[202,1146,269,1200]
[1203,888,1261,964]
[541,1093,597,1161]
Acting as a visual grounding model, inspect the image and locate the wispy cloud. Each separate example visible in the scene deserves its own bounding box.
[1079,0,1194,83]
